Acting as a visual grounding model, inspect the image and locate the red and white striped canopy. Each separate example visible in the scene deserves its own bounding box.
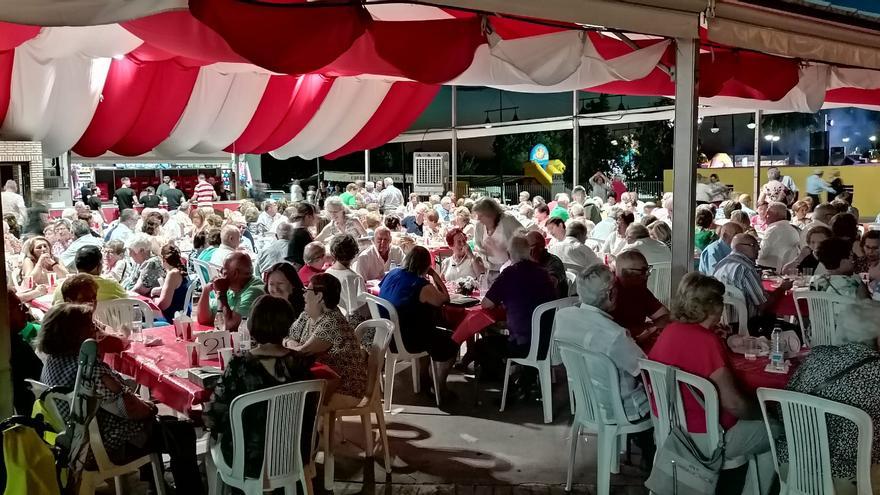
[0,1,879,159]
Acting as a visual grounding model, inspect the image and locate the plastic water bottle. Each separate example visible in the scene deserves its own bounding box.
[131,305,143,343]
[214,311,225,332]
[770,326,784,370]
[238,320,252,353]
[479,274,489,294]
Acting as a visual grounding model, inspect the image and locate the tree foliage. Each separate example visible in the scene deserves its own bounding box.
[492,130,571,176]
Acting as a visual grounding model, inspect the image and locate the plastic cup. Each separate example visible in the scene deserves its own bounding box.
[218,347,234,370]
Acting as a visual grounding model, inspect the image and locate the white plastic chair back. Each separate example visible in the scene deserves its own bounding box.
[355,318,394,402]
[94,298,154,329]
[363,293,417,358]
[565,270,578,297]
[794,291,852,347]
[218,380,325,491]
[638,358,722,458]
[563,262,582,274]
[524,296,579,362]
[557,342,634,428]
[190,258,213,287]
[757,387,873,495]
[722,284,750,336]
[647,261,671,307]
[182,279,198,317]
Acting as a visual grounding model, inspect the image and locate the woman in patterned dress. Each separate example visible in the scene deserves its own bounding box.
[286,272,367,409]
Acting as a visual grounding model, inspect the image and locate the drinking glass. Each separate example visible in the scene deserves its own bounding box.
[130,306,144,343]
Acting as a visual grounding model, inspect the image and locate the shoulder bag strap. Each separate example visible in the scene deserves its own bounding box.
[664,366,681,431]
[808,355,880,396]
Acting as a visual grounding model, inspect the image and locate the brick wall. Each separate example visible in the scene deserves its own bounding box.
[0,141,44,193]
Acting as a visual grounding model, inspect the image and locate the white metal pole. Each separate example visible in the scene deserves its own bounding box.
[0,190,10,418]
[451,86,458,197]
[572,91,580,189]
[670,38,700,290]
[753,110,762,201]
[364,149,370,183]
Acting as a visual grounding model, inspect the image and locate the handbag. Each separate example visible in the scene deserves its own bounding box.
[645,367,724,495]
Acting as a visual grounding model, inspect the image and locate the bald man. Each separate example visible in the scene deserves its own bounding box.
[757,202,800,272]
[210,224,242,266]
[714,233,793,333]
[197,251,265,329]
[698,222,744,274]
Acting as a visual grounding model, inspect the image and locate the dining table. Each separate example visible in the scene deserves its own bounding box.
[105,324,334,417]
[728,352,799,393]
[761,277,808,318]
[28,290,164,316]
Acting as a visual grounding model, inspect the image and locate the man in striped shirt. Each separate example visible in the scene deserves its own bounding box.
[713,233,793,332]
[193,174,217,204]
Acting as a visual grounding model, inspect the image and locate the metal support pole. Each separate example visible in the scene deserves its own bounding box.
[752,110,762,201]
[451,86,458,197]
[572,91,580,189]
[670,37,700,290]
[0,193,11,418]
[364,149,370,183]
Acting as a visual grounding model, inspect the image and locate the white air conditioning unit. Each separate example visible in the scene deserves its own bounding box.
[412,152,448,195]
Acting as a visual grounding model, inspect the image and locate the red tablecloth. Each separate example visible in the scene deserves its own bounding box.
[761,280,806,318]
[445,305,505,343]
[104,324,216,415]
[728,352,798,393]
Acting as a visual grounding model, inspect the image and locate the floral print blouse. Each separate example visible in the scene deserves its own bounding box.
[289,309,367,399]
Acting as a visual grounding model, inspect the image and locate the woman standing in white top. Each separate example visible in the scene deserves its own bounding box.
[315,197,366,242]
[440,228,486,283]
[473,198,522,285]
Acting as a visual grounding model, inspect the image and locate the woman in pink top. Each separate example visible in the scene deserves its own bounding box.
[648,273,777,472]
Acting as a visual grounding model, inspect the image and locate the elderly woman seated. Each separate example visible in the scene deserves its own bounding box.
[379,246,458,398]
[785,301,880,490]
[205,295,323,479]
[286,273,367,409]
[809,237,870,299]
[298,241,328,286]
[440,227,486,283]
[648,273,778,481]
[40,303,202,492]
[780,225,831,276]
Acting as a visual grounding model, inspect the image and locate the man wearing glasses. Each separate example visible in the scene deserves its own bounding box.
[713,233,793,335]
[610,250,669,347]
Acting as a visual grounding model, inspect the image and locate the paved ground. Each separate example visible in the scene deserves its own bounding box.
[99,366,650,494]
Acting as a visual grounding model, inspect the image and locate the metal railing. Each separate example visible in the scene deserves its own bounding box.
[627,181,664,202]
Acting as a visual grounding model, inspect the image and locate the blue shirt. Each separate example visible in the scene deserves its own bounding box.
[698,238,731,274]
[434,204,451,223]
[401,216,424,236]
[806,174,835,195]
[378,268,431,332]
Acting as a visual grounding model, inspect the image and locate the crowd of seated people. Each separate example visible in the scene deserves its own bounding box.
[6,170,880,492]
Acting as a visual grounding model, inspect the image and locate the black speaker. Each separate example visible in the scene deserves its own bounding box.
[830,146,846,166]
[809,131,829,166]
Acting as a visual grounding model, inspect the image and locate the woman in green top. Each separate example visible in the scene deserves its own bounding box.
[694,206,718,251]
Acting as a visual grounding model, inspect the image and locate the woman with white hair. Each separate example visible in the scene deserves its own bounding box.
[315,197,366,242]
[472,198,523,285]
[784,300,880,486]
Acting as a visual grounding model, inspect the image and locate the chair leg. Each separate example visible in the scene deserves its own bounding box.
[539,364,553,424]
[565,423,581,491]
[383,359,395,413]
[411,358,420,394]
[596,431,617,495]
[430,359,441,406]
[375,406,392,473]
[114,476,124,495]
[499,360,513,412]
[322,413,335,492]
[151,453,167,495]
[78,473,96,495]
[362,413,374,458]
[568,379,575,415]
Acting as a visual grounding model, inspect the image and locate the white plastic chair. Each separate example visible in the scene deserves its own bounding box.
[565,270,578,297]
[363,294,441,410]
[794,291,852,347]
[722,284,750,336]
[182,279,199,317]
[756,387,873,495]
[563,262,583,274]
[557,342,652,494]
[209,380,325,495]
[647,261,671,307]
[639,359,762,494]
[25,378,70,434]
[80,417,166,495]
[190,258,214,288]
[337,273,365,316]
[94,298,155,329]
[499,296,578,424]
[321,319,394,491]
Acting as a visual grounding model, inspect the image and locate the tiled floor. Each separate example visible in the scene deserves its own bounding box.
[99,366,650,494]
